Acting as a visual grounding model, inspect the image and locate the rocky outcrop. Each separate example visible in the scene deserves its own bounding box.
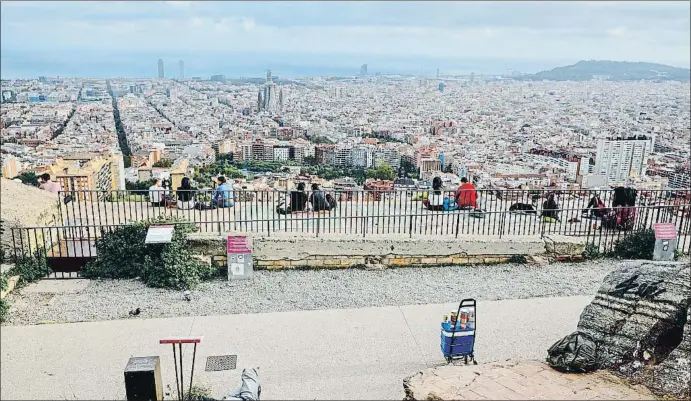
[649,305,690,399]
[576,260,690,398]
[0,178,60,259]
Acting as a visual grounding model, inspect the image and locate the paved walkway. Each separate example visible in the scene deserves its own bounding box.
[1,296,592,400]
[404,360,656,400]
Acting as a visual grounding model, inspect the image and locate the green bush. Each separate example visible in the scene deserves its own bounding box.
[82,223,149,279]
[583,243,603,260]
[10,250,51,284]
[83,216,217,290]
[185,384,213,401]
[0,275,9,323]
[612,229,656,260]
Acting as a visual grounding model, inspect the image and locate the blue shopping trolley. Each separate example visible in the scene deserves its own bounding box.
[440,298,477,364]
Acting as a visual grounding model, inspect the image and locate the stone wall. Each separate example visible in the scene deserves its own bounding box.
[187,232,586,270]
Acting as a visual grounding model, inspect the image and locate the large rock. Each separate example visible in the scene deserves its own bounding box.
[576,260,690,398]
[649,305,690,399]
[1,178,61,259]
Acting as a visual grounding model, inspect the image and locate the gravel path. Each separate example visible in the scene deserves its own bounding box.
[3,261,617,326]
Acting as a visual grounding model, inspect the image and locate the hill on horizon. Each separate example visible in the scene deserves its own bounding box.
[516,60,690,82]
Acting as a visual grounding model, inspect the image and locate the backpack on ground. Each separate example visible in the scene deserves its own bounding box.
[547,331,600,373]
[275,201,291,215]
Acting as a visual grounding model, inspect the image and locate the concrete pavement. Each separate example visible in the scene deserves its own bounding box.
[0,295,593,400]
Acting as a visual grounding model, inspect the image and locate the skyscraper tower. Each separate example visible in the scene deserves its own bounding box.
[257,90,263,112]
[262,70,278,113]
[437,68,440,78]
[278,87,284,112]
[158,59,164,78]
[178,60,184,80]
[360,64,368,76]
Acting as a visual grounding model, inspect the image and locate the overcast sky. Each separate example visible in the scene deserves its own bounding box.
[1,1,689,77]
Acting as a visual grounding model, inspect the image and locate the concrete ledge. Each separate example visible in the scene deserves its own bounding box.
[188,232,545,257]
[186,232,571,270]
[544,235,588,256]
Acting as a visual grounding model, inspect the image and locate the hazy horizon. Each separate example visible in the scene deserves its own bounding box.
[1,1,689,79]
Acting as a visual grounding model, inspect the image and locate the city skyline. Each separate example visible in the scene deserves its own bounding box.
[1,1,689,79]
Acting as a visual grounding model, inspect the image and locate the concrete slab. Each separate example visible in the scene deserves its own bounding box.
[22,279,91,294]
[189,306,424,400]
[399,296,594,367]
[0,296,593,400]
[0,316,196,400]
[404,360,657,400]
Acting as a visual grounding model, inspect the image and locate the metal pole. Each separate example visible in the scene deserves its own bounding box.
[172,344,181,401]
[179,343,184,401]
[188,343,197,400]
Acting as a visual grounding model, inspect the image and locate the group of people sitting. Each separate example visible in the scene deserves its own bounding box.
[423,177,482,212]
[148,176,235,210]
[586,187,638,231]
[276,183,338,214]
[506,187,638,230]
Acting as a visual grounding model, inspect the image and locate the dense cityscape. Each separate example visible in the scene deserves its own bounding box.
[2,2,691,400]
[1,62,689,194]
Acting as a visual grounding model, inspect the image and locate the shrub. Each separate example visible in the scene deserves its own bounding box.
[583,243,603,260]
[10,250,51,284]
[0,275,9,323]
[83,216,216,290]
[184,384,213,401]
[612,229,656,260]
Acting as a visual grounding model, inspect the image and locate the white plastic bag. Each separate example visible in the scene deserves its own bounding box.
[222,368,261,401]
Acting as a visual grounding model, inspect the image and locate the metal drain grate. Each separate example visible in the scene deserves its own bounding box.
[205,355,237,372]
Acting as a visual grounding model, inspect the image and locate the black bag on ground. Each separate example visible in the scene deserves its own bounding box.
[547,331,600,373]
[275,202,291,215]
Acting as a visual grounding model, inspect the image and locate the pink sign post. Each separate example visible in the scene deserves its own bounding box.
[227,236,253,279]
[652,223,677,261]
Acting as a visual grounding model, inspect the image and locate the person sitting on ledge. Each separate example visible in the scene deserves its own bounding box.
[213,176,234,208]
[455,177,478,210]
[148,178,166,207]
[38,173,62,194]
[308,183,330,212]
[290,182,309,212]
[176,177,196,210]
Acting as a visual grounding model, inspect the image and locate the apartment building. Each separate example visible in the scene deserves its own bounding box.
[49,152,125,199]
[524,154,579,182]
[351,146,375,169]
[334,147,352,167]
[594,136,655,186]
[419,158,442,180]
[272,145,293,162]
[374,148,401,169]
[2,155,21,179]
[668,170,691,189]
[315,145,335,165]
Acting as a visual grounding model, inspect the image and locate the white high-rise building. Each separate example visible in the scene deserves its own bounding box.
[178,60,184,80]
[594,136,655,185]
